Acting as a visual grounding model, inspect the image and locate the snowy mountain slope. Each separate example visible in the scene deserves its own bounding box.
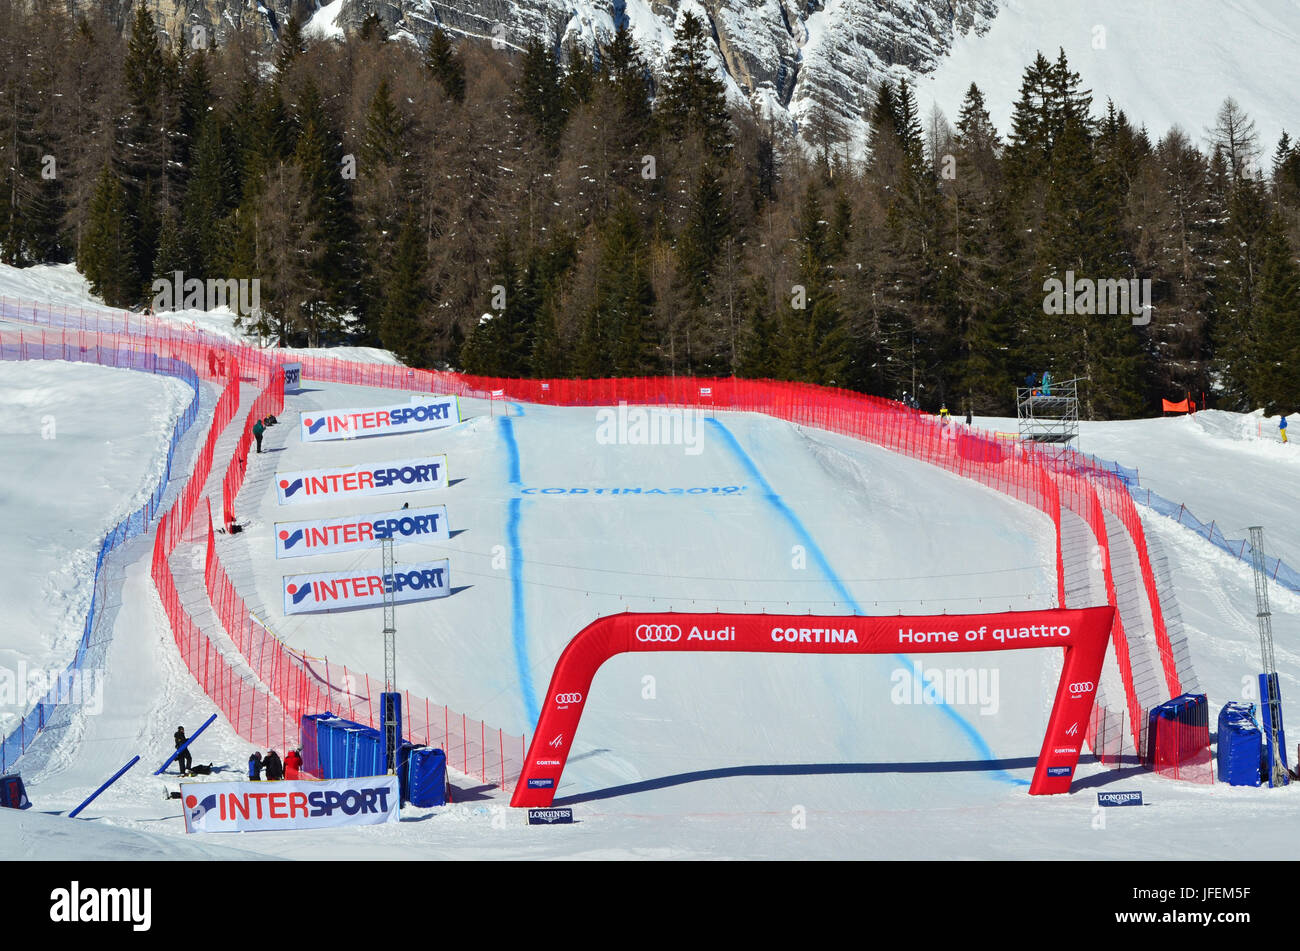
[920,0,1299,160]
[1078,411,1300,566]
[0,361,194,741]
[6,268,1300,859]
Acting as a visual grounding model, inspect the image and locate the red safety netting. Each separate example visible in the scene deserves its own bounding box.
[3,299,1201,783]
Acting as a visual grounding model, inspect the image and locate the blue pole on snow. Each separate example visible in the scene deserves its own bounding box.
[68,756,140,818]
[154,714,218,775]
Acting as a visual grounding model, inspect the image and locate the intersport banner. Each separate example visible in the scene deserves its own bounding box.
[182,776,399,833]
[275,457,449,505]
[299,395,460,442]
[274,504,449,559]
[283,559,451,615]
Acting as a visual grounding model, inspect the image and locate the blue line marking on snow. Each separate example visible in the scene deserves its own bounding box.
[704,419,1023,786]
[499,416,538,723]
[500,415,522,486]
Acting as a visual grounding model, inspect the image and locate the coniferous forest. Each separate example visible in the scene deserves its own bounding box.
[1,1,1299,418]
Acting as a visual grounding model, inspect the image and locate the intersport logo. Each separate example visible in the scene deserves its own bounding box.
[273,506,449,559]
[299,396,460,442]
[276,457,448,505]
[282,560,451,615]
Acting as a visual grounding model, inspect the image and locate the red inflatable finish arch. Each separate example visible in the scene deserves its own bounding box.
[511,606,1115,807]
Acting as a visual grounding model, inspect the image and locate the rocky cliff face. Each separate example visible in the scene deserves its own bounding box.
[128,0,999,150]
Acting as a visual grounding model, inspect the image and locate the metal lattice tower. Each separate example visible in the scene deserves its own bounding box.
[1248,526,1287,787]
[381,536,398,774]
[1016,377,1082,457]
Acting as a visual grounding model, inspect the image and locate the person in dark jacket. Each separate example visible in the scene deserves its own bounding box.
[284,748,302,780]
[174,726,192,776]
[263,749,283,781]
[248,751,263,781]
[253,418,265,453]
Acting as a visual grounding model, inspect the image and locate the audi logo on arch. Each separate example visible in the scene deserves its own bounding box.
[636,624,682,643]
[554,692,584,706]
[1067,682,1095,694]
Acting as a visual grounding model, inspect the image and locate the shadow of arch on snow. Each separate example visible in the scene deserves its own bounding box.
[554,757,1042,805]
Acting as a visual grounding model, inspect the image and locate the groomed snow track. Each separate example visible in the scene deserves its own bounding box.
[1,296,1193,783]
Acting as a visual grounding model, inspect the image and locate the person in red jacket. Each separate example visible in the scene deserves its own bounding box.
[284,748,303,780]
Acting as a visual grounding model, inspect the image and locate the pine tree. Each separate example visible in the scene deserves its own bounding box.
[79,164,138,307]
[290,82,361,343]
[1252,213,1300,411]
[676,159,729,306]
[377,212,432,366]
[782,183,849,384]
[358,11,386,43]
[276,15,306,78]
[517,36,569,150]
[182,114,235,277]
[657,11,731,158]
[424,27,466,104]
[1209,162,1271,407]
[952,83,1017,413]
[589,202,658,374]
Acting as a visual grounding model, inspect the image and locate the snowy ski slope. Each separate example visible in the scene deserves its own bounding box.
[3,266,1300,859]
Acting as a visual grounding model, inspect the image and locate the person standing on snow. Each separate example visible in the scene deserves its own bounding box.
[248,751,263,781]
[284,748,303,780]
[253,417,265,454]
[1281,415,1288,444]
[174,726,192,776]
[263,749,283,781]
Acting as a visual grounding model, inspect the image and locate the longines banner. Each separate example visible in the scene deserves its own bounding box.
[299,395,460,442]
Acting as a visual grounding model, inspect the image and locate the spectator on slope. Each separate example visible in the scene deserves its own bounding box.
[285,748,303,781]
[174,726,192,776]
[248,751,263,781]
[939,405,950,425]
[965,406,973,426]
[1281,415,1288,444]
[253,417,265,454]
[263,749,284,781]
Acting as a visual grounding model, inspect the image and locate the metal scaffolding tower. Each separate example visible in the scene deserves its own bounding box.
[381,536,398,775]
[1249,526,1288,787]
[1016,376,1081,452]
